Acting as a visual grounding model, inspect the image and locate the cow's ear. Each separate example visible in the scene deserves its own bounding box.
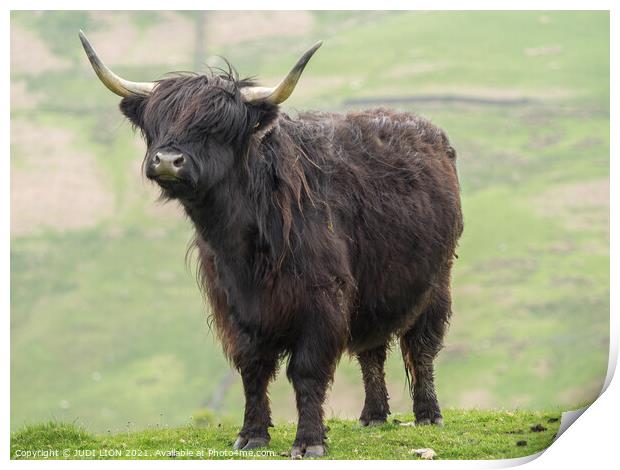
[247,102,280,140]
[120,94,148,129]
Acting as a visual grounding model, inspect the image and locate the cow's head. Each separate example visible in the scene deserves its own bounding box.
[79,31,321,199]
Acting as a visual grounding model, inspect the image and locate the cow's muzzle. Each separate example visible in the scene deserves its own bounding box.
[147,151,186,181]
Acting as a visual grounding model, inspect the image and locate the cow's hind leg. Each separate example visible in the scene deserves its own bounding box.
[357,343,390,426]
[232,342,279,450]
[400,287,451,425]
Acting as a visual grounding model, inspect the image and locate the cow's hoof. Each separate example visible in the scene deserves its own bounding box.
[359,418,387,427]
[233,436,269,450]
[290,444,326,459]
[416,417,444,426]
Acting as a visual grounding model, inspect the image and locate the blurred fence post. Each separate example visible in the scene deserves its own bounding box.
[194,11,207,70]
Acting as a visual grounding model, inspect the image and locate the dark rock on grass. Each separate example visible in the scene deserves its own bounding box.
[530,424,547,432]
[516,440,528,447]
[547,417,559,423]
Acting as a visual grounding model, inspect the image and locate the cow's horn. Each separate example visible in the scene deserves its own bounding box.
[79,30,156,97]
[240,41,323,105]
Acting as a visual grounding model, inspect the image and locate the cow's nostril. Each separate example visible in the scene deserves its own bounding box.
[173,156,185,168]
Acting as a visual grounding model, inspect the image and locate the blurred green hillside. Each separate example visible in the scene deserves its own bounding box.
[11,11,609,433]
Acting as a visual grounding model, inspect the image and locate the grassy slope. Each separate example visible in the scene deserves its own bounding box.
[11,410,561,460]
[11,10,609,436]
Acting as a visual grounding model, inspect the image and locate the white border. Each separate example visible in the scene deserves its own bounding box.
[4,1,617,468]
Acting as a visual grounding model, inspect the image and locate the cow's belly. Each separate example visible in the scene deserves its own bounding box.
[345,273,433,354]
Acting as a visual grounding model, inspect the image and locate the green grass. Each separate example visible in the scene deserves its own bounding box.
[11,10,609,436]
[11,410,561,460]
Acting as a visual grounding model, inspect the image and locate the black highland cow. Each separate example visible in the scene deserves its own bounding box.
[80,32,463,458]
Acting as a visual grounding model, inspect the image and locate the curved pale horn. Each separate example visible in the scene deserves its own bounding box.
[240,41,323,105]
[79,30,155,97]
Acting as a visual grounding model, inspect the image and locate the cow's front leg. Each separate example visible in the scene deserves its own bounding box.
[357,343,390,426]
[286,309,345,458]
[232,342,279,450]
